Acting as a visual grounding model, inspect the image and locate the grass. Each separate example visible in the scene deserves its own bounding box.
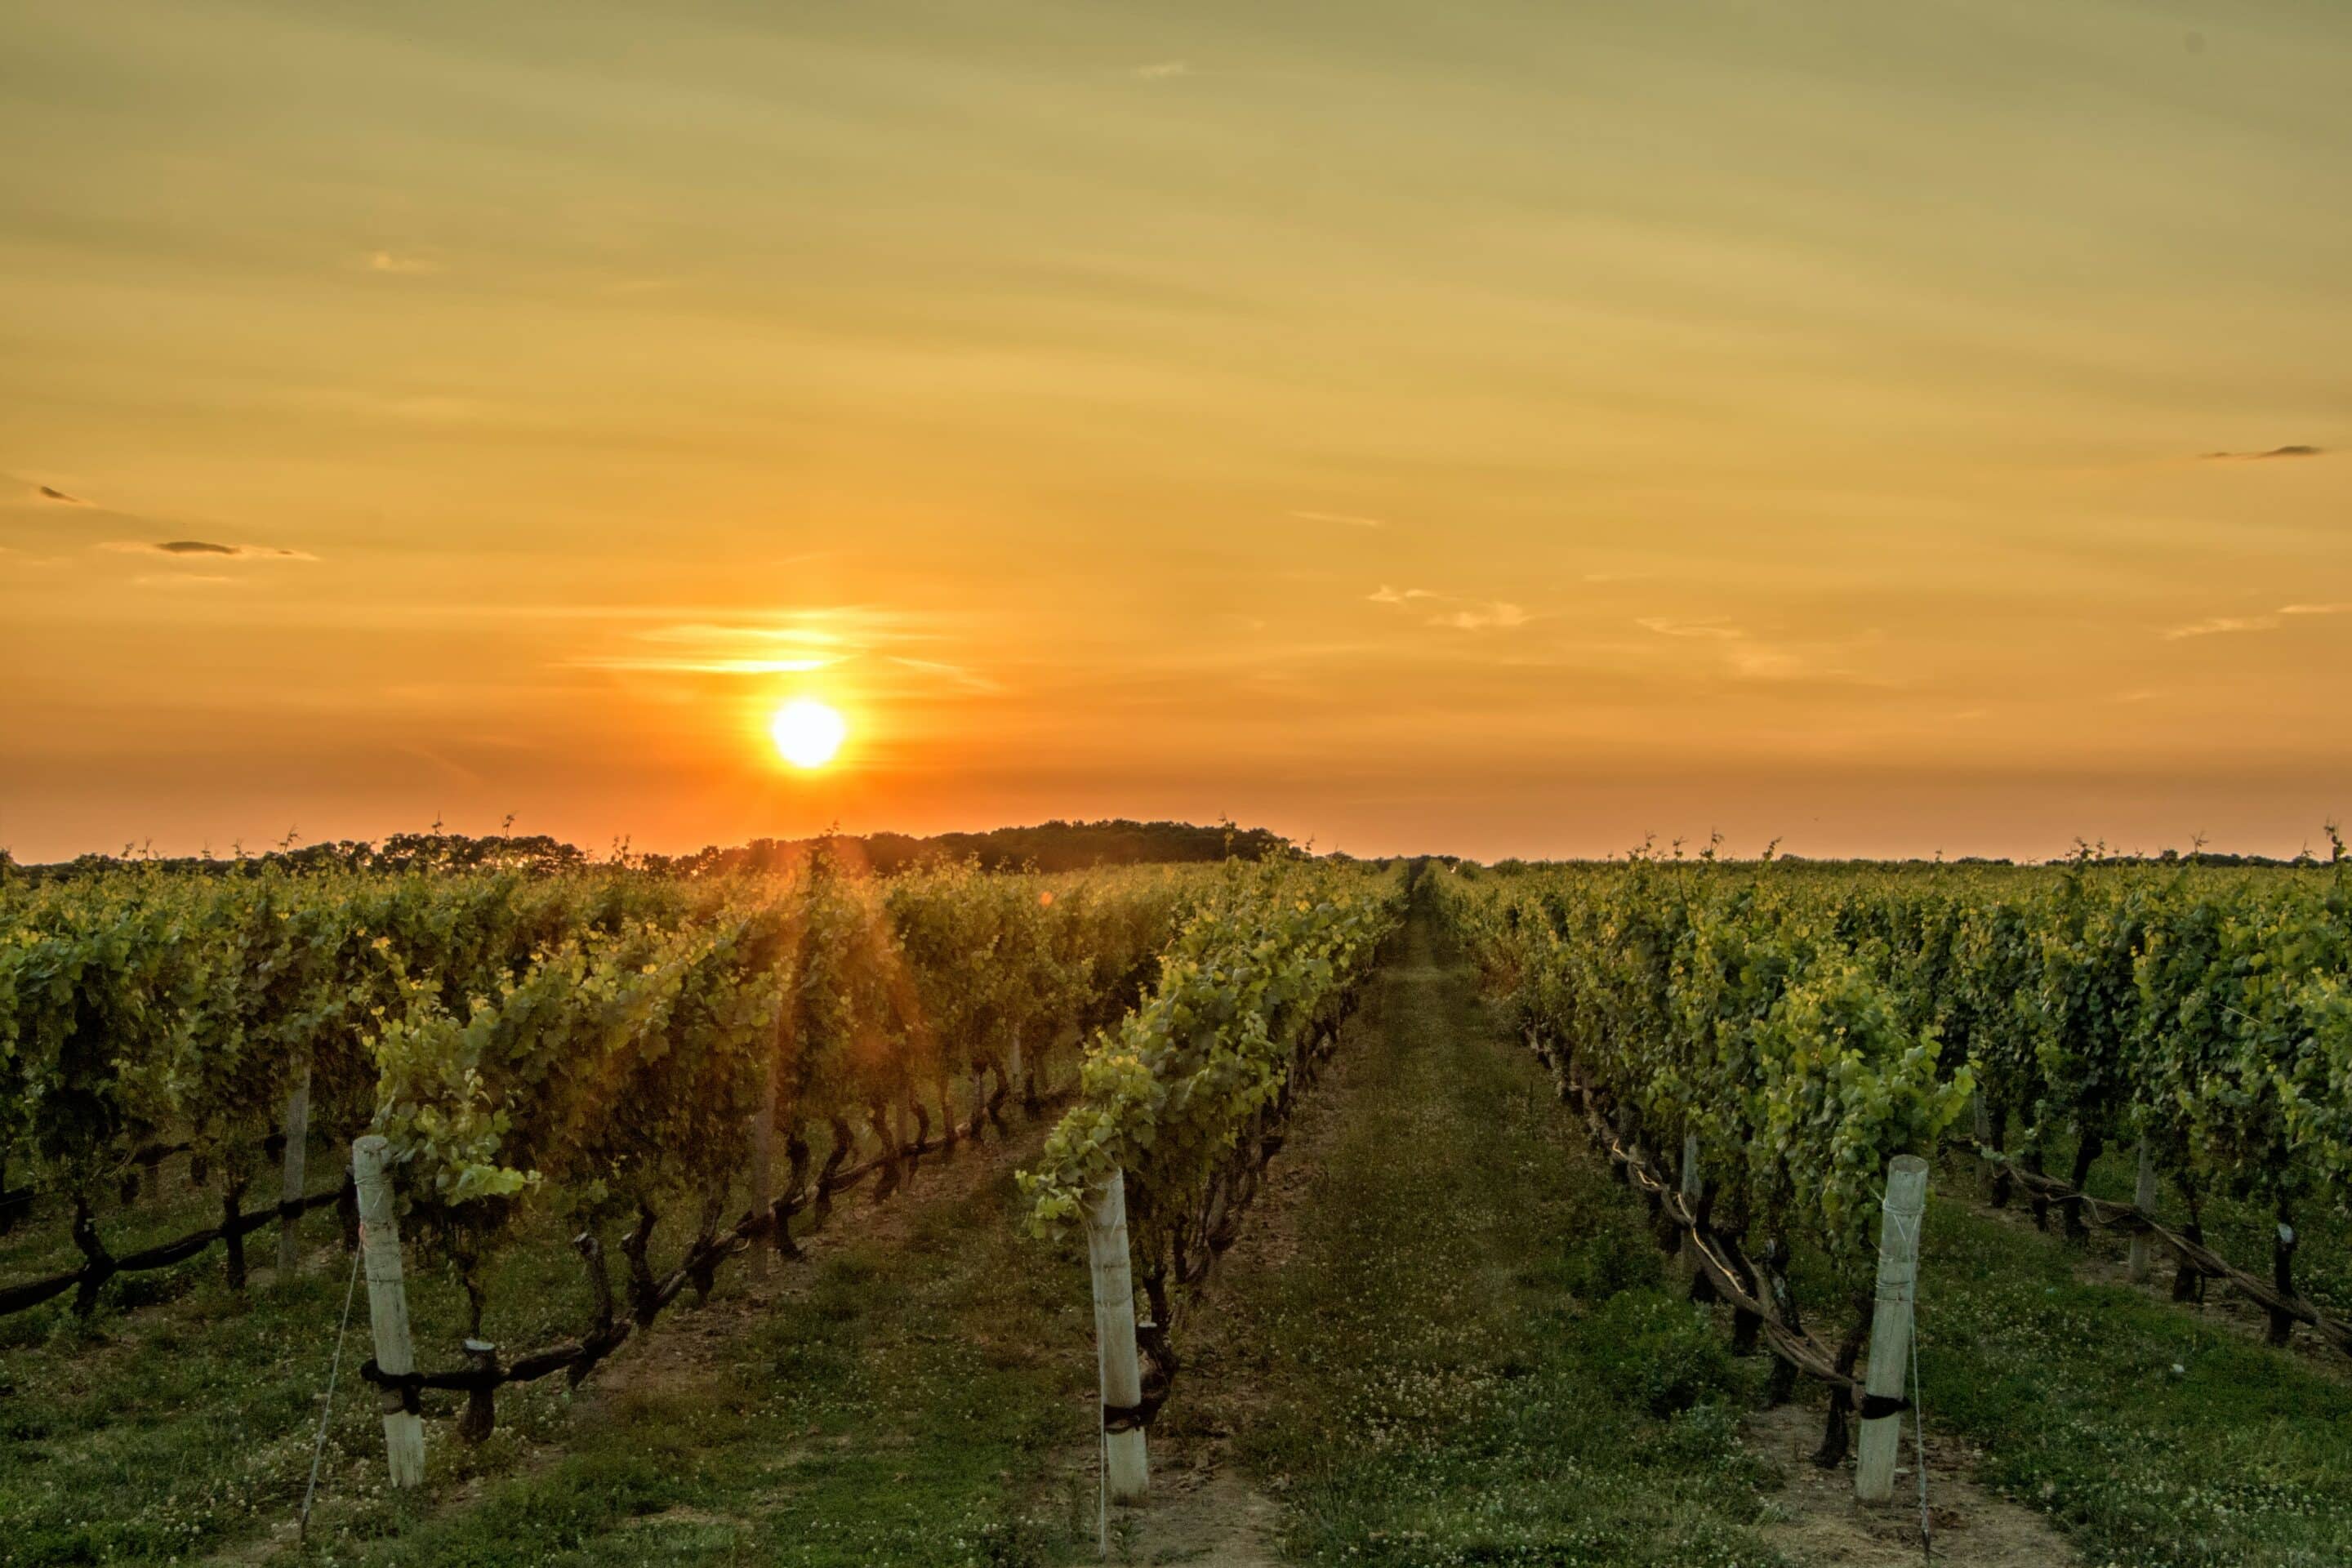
[0,1098,1104,1567]
[16,911,2352,1567]
[1178,907,1793,1567]
[311,1147,1106,1567]
[1910,1175,2352,1567]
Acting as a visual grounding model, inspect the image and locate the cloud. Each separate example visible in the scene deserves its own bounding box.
[2201,444,2324,461]
[1727,644,1805,679]
[1637,617,1744,639]
[569,608,950,676]
[2163,602,2348,639]
[1133,60,1191,78]
[1368,583,1533,631]
[36,484,83,504]
[363,251,441,275]
[888,655,1004,693]
[578,654,834,675]
[104,539,318,560]
[1291,510,1388,530]
[1428,602,1530,631]
[2163,615,2274,639]
[1637,616,1814,679]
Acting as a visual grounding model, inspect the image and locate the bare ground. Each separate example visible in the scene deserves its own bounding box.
[1747,1403,2069,1568]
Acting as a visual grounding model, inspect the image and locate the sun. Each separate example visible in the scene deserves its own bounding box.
[769,698,847,769]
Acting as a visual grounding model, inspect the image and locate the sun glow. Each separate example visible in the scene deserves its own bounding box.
[769,698,847,769]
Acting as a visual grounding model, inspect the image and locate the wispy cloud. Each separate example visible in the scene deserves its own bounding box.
[1132,60,1191,79]
[2201,444,2324,461]
[103,539,318,561]
[1368,584,1530,631]
[1428,602,1530,631]
[362,251,441,275]
[1637,616,1812,679]
[1727,644,1805,679]
[36,483,83,504]
[1291,509,1388,530]
[888,655,1004,693]
[2164,615,2278,639]
[568,608,956,677]
[575,653,835,675]
[1636,617,1744,640]
[2163,602,2348,639]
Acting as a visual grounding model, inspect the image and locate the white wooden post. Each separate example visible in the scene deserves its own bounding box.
[1856,1153,1930,1503]
[750,1062,776,1280]
[2129,1139,2156,1283]
[352,1135,426,1488]
[1085,1169,1149,1503]
[277,1064,311,1278]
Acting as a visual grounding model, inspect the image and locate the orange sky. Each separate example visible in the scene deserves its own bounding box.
[3,2,2348,863]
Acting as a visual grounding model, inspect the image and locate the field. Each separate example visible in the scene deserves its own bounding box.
[6,849,2352,1567]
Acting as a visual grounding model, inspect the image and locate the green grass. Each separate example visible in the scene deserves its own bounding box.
[0,1196,593,1566]
[1912,1186,2352,1567]
[1178,911,1792,1567]
[0,1108,1103,1568]
[17,915,2352,1567]
[316,1155,1105,1567]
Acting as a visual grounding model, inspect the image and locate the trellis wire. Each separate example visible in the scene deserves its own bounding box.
[300,1244,365,1539]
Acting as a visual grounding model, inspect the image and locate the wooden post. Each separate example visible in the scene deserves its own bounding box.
[277,1064,311,1279]
[457,1339,499,1444]
[352,1135,426,1488]
[1084,1169,1149,1503]
[1855,1154,1930,1503]
[749,1062,776,1280]
[2129,1139,2156,1284]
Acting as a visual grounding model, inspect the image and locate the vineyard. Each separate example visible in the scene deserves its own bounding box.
[4,843,2352,1566]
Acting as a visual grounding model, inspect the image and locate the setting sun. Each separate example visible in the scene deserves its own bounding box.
[769,699,847,769]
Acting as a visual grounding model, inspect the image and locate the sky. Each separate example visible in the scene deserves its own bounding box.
[2,0,2348,864]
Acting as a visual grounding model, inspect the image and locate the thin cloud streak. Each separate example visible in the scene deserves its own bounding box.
[2200,444,2324,461]
[362,251,442,274]
[2163,603,2348,639]
[1637,616,1813,680]
[888,655,1004,693]
[1428,602,1530,631]
[1368,583,1530,631]
[571,655,835,675]
[101,540,318,561]
[1637,617,1744,639]
[1291,509,1388,529]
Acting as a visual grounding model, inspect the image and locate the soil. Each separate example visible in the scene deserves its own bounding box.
[1749,1403,2070,1567]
